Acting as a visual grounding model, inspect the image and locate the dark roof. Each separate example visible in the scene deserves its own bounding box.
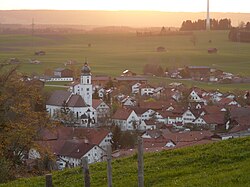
[67,95,87,107]
[58,139,95,159]
[202,114,225,125]
[46,90,71,106]
[230,107,250,119]
[115,76,147,81]
[112,108,132,120]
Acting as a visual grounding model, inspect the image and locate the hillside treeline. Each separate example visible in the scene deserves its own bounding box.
[229,22,250,42]
[180,18,232,31]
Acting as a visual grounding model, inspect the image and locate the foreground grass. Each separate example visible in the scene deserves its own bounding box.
[2,137,250,187]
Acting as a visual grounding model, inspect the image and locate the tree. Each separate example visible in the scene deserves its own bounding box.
[0,65,53,182]
[111,125,122,150]
[92,89,99,99]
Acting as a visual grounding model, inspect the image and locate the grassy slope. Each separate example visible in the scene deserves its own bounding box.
[2,137,250,187]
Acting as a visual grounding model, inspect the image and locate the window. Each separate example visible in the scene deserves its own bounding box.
[86,88,89,91]
[87,79,89,84]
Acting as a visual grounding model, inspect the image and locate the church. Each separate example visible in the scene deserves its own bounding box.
[46,63,97,127]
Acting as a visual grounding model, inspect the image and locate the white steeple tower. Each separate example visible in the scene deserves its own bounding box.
[80,62,92,106]
[206,0,210,30]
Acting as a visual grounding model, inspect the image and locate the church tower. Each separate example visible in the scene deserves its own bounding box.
[80,62,92,106]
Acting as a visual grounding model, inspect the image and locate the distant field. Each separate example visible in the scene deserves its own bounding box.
[1,31,250,91]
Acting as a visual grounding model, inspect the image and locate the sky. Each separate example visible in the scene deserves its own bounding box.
[1,0,250,13]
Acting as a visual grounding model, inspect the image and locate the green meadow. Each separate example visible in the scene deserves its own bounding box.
[1,31,250,91]
[2,137,250,187]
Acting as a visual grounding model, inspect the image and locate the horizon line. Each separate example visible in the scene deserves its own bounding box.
[1,9,250,14]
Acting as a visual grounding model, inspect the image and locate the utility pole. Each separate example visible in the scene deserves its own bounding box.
[82,157,90,187]
[137,137,144,187]
[107,145,112,187]
[45,174,52,187]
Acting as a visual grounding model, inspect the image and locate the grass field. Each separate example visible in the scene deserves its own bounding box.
[1,31,250,91]
[1,137,250,187]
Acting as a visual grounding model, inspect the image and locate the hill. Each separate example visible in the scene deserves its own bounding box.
[1,137,250,187]
[0,10,250,27]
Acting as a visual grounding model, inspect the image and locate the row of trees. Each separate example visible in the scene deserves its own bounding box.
[180,18,232,31]
[228,22,250,42]
[143,63,167,77]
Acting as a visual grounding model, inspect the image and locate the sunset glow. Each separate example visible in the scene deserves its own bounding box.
[1,0,250,13]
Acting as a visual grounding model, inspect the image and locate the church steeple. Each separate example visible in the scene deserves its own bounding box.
[80,62,92,106]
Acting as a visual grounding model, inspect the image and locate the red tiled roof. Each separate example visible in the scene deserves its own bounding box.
[112,108,133,120]
[92,99,103,109]
[202,105,224,114]
[202,114,225,125]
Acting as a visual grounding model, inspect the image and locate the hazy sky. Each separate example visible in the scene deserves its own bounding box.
[1,0,250,13]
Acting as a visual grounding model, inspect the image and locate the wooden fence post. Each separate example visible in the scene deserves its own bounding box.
[82,156,90,187]
[45,174,52,187]
[137,137,144,187]
[107,145,112,187]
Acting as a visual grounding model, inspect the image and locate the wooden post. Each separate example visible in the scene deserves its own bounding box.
[45,174,52,187]
[82,157,90,187]
[137,137,144,187]
[107,145,112,187]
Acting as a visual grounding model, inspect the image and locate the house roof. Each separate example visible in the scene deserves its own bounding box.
[58,139,95,159]
[92,99,103,109]
[140,84,155,89]
[230,107,250,119]
[112,108,133,120]
[130,107,149,115]
[46,90,71,106]
[202,114,225,125]
[202,105,224,114]
[38,126,110,145]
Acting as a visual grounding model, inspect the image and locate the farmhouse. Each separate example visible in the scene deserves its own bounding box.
[186,66,211,81]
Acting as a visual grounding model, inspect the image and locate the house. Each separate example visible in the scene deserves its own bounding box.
[122,69,136,76]
[35,50,46,56]
[29,127,112,168]
[186,66,211,81]
[112,108,140,131]
[92,99,110,119]
[132,107,155,121]
[217,98,240,107]
[131,82,142,94]
[193,114,225,130]
[121,97,137,107]
[138,120,157,131]
[58,139,104,167]
[208,48,218,54]
[54,68,73,78]
[182,109,198,124]
[140,84,155,96]
[156,46,165,52]
[188,87,207,103]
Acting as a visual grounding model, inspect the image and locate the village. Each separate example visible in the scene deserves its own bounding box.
[23,62,250,171]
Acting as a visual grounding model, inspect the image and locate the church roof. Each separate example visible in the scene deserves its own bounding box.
[46,90,87,107]
[46,90,71,106]
[67,95,87,107]
[81,62,91,75]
